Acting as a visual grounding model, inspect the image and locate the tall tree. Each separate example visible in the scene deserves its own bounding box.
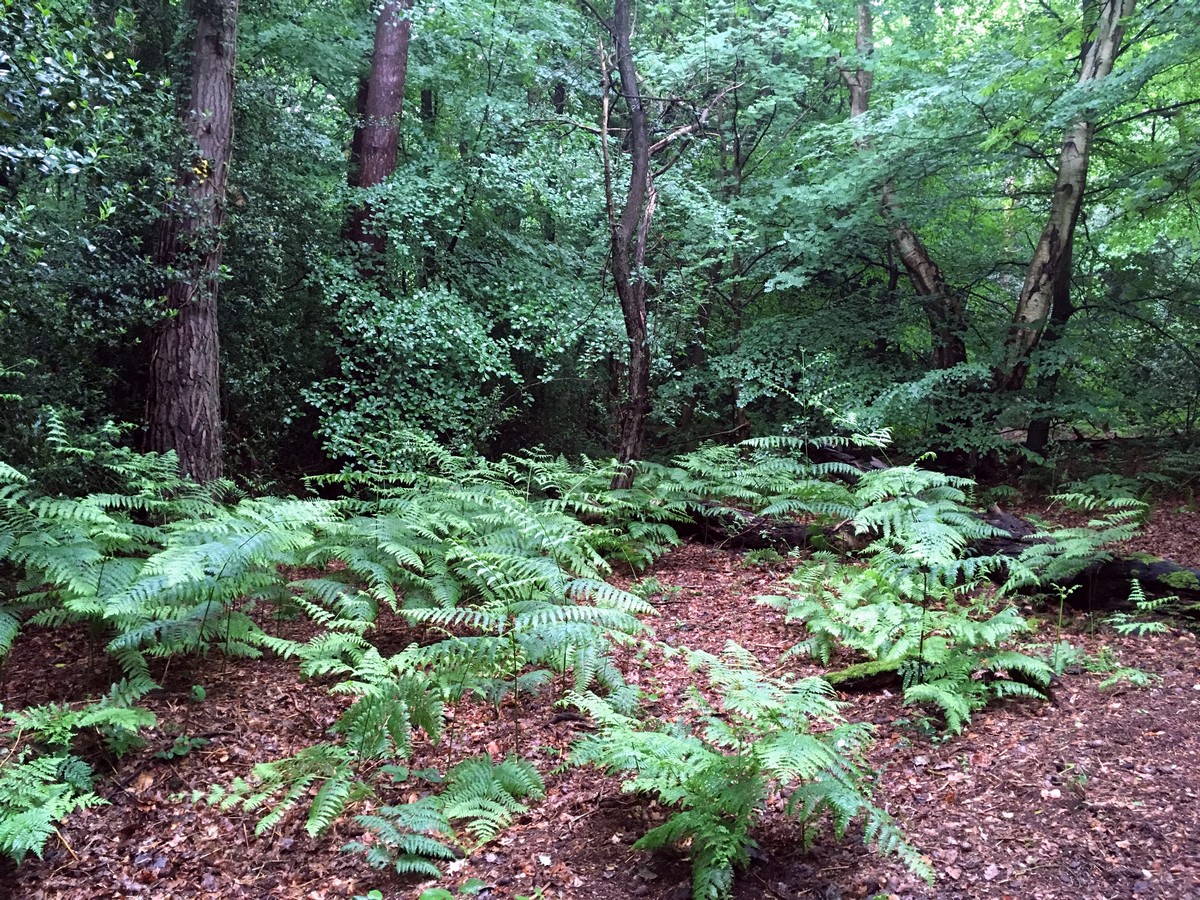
[592,0,734,481]
[345,0,413,254]
[994,0,1136,393]
[146,0,239,482]
[839,3,967,370]
[598,0,654,487]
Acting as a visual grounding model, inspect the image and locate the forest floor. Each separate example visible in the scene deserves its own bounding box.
[6,504,1200,900]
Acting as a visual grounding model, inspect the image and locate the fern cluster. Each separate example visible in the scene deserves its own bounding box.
[762,464,1053,733]
[1003,492,1148,590]
[6,432,1132,883]
[570,643,931,899]
[207,748,544,877]
[345,755,544,876]
[0,680,155,862]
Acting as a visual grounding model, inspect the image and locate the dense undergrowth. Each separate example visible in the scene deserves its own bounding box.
[0,428,1161,898]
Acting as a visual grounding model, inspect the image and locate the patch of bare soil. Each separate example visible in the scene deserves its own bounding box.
[7,519,1200,900]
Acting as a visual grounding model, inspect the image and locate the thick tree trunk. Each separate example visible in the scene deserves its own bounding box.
[995,0,1135,393]
[345,0,413,253]
[146,0,238,483]
[842,4,966,370]
[602,0,654,489]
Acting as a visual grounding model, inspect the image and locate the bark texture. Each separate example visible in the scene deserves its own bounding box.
[147,0,238,483]
[345,0,413,253]
[995,0,1135,393]
[1024,233,1076,453]
[604,0,654,488]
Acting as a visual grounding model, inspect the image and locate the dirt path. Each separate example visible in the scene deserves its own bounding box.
[6,535,1200,900]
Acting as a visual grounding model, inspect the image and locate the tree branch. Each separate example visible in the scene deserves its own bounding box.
[1095,97,1200,132]
[647,82,742,156]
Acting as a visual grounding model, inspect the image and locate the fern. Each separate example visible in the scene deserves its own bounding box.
[0,684,156,863]
[570,644,930,899]
[763,462,1053,733]
[346,797,456,877]
[202,742,361,837]
[1106,580,1172,636]
[0,750,106,862]
[439,755,545,846]
[1003,493,1148,590]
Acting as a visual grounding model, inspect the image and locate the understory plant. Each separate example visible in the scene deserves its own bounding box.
[0,679,156,862]
[570,643,932,900]
[205,748,544,876]
[762,464,1053,733]
[763,554,1051,733]
[1002,492,1148,590]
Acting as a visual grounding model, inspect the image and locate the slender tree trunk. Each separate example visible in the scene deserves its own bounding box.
[345,0,413,253]
[1024,233,1076,454]
[591,1,733,481]
[146,0,238,483]
[841,3,966,370]
[600,0,654,489]
[995,0,1135,393]
[884,194,969,369]
[420,86,435,124]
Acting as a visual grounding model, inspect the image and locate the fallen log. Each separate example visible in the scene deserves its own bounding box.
[979,506,1200,611]
[675,503,819,551]
[681,499,1200,611]
[1054,554,1200,611]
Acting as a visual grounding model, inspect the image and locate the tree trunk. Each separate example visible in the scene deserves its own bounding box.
[995,0,1135,393]
[345,0,413,253]
[146,0,238,483]
[885,201,969,369]
[842,4,967,370]
[601,0,654,489]
[1025,233,1076,454]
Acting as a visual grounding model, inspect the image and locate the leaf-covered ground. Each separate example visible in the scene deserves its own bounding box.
[6,505,1200,900]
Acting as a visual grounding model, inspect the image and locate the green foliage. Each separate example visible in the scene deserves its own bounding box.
[154,734,210,760]
[1,441,669,874]
[1106,581,1172,637]
[437,755,544,847]
[0,445,338,678]
[762,463,1051,733]
[309,282,518,461]
[742,548,786,567]
[1048,642,1162,692]
[203,742,364,837]
[570,644,930,899]
[0,681,155,863]
[0,750,103,863]
[764,555,1049,734]
[209,750,543,877]
[348,795,457,878]
[1004,493,1148,591]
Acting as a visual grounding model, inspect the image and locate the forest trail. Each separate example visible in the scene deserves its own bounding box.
[7,512,1200,900]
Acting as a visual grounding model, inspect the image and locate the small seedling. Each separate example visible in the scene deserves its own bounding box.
[418,880,490,900]
[742,547,785,567]
[631,576,682,602]
[154,735,210,760]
